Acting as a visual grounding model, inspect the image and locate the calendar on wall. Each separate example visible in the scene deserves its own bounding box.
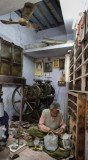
[53,59,59,68]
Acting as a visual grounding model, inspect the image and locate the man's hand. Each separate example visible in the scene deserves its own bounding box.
[55,128,64,135]
[48,128,54,134]
[58,128,64,135]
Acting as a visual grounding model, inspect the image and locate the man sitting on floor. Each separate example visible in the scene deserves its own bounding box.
[38,101,66,135]
[28,102,70,159]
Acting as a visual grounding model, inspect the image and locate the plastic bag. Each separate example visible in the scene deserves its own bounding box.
[61,133,73,150]
[44,134,58,151]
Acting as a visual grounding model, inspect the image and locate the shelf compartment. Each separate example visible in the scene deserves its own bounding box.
[75,59,82,70]
[70,74,73,81]
[85,76,88,91]
[86,63,88,73]
[75,69,82,78]
[74,79,81,90]
[68,107,77,121]
[69,82,74,90]
[68,91,77,97]
[69,72,73,76]
[75,63,82,72]
[75,51,82,63]
[83,58,88,65]
[68,100,77,112]
[68,94,77,103]
[75,46,82,59]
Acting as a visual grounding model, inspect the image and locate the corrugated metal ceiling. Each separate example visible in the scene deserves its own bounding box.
[17,0,64,31]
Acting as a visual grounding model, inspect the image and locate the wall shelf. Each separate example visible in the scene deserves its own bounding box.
[75,52,82,62]
[69,38,88,92]
[68,12,88,160]
[68,98,77,106]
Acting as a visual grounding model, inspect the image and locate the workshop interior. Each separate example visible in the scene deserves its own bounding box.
[0,0,88,160]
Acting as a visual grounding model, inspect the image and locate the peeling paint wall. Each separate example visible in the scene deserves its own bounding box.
[0,12,36,119]
[34,57,68,121]
[0,12,69,120]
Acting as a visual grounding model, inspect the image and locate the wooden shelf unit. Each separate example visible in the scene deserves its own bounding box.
[69,34,88,92]
[67,92,86,160]
[68,11,88,160]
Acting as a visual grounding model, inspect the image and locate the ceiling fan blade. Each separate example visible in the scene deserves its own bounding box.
[41,38,66,44]
[22,2,37,20]
[0,20,19,24]
[26,22,41,30]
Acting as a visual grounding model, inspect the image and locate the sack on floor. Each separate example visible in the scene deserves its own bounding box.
[44,134,58,151]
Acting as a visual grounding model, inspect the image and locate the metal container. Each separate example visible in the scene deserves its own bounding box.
[12,44,23,64]
[0,38,12,60]
[0,60,11,75]
[11,64,22,77]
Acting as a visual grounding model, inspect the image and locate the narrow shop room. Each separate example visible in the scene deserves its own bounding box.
[0,0,88,160]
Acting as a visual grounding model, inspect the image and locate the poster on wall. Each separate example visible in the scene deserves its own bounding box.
[53,59,59,68]
[44,62,52,72]
[59,59,65,69]
[35,60,44,76]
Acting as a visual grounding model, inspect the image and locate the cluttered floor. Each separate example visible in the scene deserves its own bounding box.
[6,121,55,160]
[0,121,72,160]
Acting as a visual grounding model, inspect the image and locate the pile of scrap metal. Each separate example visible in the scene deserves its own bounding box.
[9,121,33,141]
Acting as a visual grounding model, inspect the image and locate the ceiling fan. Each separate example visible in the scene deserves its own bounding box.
[0,2,41,30]
[41,38,74,45]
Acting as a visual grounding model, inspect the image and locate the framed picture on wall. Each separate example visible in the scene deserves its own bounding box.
[35,60,44,76]
[44,62,52,72]
[53,59,59,68]
[59,59,65,70]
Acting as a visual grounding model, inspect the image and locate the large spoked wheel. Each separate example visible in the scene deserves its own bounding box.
[12,85,36,115]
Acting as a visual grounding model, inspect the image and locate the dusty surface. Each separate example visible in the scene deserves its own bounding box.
[15,147,55,160]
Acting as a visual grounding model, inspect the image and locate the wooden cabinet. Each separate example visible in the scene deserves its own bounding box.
[0,38,23,77]
[68,10,88,160]
[68,92,86,160]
